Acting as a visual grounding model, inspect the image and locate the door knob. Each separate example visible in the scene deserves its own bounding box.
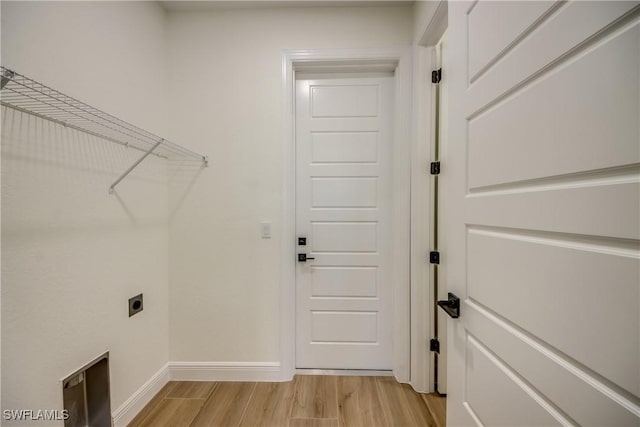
[298,253,315,262]
[437,292,460,318]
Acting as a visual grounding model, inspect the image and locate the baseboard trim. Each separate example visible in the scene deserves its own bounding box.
[296,368,394,377]
[168,361,283,382]
[112,363,170,427]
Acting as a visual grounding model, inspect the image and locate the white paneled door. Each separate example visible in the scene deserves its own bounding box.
[445,1,640,425]
[295,76,393,370]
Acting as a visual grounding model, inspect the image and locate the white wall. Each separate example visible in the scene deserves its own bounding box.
[166,6,413,363]
[1,2,170,425]
[1,3,417,420]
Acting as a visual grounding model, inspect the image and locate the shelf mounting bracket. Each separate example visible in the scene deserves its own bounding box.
[109,139,163,194]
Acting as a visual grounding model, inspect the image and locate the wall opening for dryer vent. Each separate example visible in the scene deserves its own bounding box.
[62,352,111,427]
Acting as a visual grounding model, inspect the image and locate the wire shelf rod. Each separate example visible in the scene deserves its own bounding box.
[3,85,158,152]
[0,101,169,159]
[4,81,172,153]
[0,66,207,161]
[0,66,208,192]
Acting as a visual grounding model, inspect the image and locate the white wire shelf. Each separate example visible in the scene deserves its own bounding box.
[0,66,207,193]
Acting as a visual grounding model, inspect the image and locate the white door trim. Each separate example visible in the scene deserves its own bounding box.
[281,47,413,383]
[413,2,449,394]
[410,44,434,393]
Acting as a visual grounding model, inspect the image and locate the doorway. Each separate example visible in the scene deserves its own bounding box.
[281,48,413,381]
[294,74,394,370]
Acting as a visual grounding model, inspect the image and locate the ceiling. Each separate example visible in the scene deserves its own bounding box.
[160,0,414,12]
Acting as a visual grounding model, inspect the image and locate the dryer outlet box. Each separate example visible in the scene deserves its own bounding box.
[128,294,143,317]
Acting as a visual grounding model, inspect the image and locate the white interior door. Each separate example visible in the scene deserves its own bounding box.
[295,75,393,370]
[445,1,640,425]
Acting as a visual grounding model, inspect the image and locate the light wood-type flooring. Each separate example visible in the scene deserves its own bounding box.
[129,375,446,427]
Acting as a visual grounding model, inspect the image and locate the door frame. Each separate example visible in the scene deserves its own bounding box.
[281,47,413,383]
[414,1,449,393]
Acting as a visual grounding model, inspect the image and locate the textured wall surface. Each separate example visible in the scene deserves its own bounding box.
[1,2,170,424]
[166,5,413,362]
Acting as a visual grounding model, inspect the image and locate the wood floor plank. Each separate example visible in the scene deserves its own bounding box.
[131,377,441,427]
[290,375,338,419]
[376,378,436,427]
[190,382,256,427]
[128,381,177,427]
[134,398,205,427]
[336,376,388,427]
[289,418,339,427]
[166,381,216,399]
[238,381,296,427]
[422,393,446,427]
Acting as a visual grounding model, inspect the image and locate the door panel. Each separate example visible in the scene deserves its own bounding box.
[465,335,565,426]
[311,222,377,252]
[310,266,377,297]
[466,1,639,114]
[311,132,378,163]
[311,177,378,207]
[468,0,559,82]
[469,22,640,189]
[465,302,640,426]
[310,85,378,117]
[468,227,639,396]
[446,2,640,425]
[466,181,640,240]
[311,311,378,343]
[296,77,393,370]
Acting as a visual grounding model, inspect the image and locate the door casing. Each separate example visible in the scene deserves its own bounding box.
[281,47,414,384]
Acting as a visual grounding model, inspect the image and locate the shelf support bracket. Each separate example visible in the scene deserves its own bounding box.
[1,69,14,89]
[109,139,163,194]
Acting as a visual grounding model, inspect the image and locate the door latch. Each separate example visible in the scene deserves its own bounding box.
[437,292,460,318]
[298,253,315,262]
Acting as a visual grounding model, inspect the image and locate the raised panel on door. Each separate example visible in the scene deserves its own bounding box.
[446,2,640,425]
[311,311,378,343]
[468,0,559,82]
[311,222,377,253]
[310,85,379,117]
[311,177,378,208]
[296,76,393,370]
[311,132,378,163]
[465,335,565,426]
[310,266,377,298]
[467,227,640,396]
[468,22,640,189]
[464,302,640,426]
[466,1,639,114]
[466,181,640,240]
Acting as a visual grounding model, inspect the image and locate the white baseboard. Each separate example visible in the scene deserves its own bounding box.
[111,361,282,426]
[168,361,282,382]
[112,363,170,427]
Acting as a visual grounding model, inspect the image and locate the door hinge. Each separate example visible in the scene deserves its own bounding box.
[430,338,440,353]
[429,251,440,264]
[432,68,442,84]
[430,161,440,175]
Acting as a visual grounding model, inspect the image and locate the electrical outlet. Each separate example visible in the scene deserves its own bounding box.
[128,294,143,317]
